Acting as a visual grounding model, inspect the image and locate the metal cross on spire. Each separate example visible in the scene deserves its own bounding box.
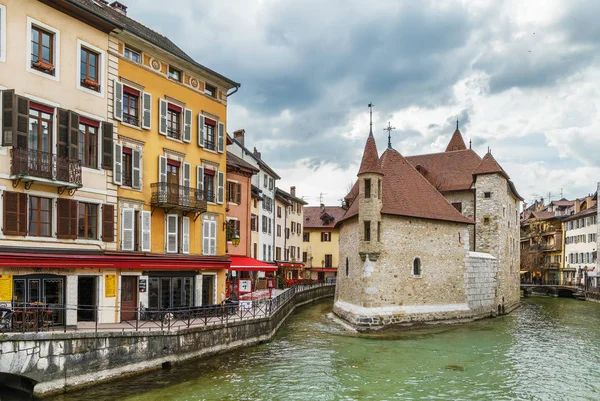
[384,121,396,149]
[368,103,374,136]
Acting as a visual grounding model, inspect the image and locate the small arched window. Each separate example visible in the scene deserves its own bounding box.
[345,257,349,277]
[413,257,422,277]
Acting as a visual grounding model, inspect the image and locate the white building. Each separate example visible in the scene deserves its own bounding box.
[564,200,597,286]
[227,131,279,262]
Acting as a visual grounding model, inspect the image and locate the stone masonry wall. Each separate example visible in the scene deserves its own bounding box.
[0,285,335,396]
[465,252,498,315]
[443,190,475,251]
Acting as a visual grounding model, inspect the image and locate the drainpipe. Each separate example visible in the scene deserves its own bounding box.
[226,86,240,97]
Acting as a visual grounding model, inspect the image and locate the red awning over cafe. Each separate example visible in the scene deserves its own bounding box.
[276,261,304,268]
[228,256,277,272]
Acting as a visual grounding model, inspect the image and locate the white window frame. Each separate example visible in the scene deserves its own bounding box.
[26,17,61,82]
[76,39,106,98]
[124,46,141,64]
[202,216,217,256]
[0,4,6,63]
[75,108,105,172]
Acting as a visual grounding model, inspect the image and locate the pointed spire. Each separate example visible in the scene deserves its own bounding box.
[384,122,396,150]
[473,151,509,179]
[445,124,467,152]
[358,106,383,176]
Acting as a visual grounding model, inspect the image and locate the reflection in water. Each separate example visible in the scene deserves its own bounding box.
[47,298,600,401]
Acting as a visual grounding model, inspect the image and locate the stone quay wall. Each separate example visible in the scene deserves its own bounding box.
[0,284,335,397]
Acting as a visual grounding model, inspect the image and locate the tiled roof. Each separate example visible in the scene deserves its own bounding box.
[276,188,308,206]
[251,185,263,200]
[66,0,239,87]
[357,133,384,175]
[531,211,557,220]
[229,137,281,180]
[405,149,482,192]
[472,152,509,179]
[304,206,346,228]
[445,129,467,152]
[342,148,473,225]
[563,205,598,222]
[227,153,259,174]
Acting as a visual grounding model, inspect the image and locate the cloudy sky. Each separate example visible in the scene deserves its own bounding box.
[126,0,600,206]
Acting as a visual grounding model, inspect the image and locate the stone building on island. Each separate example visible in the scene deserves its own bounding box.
[333,114,522,329]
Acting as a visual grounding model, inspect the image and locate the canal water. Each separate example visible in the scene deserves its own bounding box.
[47,297,600,401]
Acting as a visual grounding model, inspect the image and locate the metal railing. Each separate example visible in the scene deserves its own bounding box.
[151,182,209,212]
[123,113,139,126]
[11,148,82,185]
[521,279,581,287]
[0,282,334,334]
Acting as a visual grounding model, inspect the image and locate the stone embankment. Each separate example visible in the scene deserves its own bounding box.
[0,283,335,397]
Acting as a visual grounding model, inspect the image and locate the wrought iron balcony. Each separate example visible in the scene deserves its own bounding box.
[11,148,82,188]
[151,182,208,214]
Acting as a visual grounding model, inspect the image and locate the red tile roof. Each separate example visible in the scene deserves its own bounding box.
[445,129,467,151]
[357,134,384,175]
[472,152,509,179]
[405,149,482,192]
[304,206,347,228]
[342,148,473,225]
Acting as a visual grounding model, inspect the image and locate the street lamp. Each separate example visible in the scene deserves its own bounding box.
[231,235,240,247]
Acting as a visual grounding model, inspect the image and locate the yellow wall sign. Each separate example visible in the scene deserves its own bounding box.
[105,275,116,298]
[0,275,12,302]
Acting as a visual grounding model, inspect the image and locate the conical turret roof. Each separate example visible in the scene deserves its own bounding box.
[472,152,509,179]
[357,132,383,176]
[445,129,467,152]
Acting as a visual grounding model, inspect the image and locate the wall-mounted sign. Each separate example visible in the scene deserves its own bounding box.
[0,275,12,302]
[139,279,147,293]
[105,275,116,298]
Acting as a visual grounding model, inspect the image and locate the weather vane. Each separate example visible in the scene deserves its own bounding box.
[384,121,396,149]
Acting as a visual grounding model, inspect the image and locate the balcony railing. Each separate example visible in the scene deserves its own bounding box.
[11,148,82,186]
[151,182,208,213]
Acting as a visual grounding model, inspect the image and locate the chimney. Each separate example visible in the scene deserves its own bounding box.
[290,186,296,197]
[110,1,127,15]
[253,147,261,160]
[586,194,593,209]
[575,199,581,214]
[233,129,245,146]
[320,203,325,212]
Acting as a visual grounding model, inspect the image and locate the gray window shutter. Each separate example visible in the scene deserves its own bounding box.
[217,122,225,153]
[142,92,152,130]
[121,208,135,251]
[14,96,29,149]
[158,155,167,183]
[57,108,69,158]
[158,99,167,135]
[182,216,190,254]
[202,219,210,255]
[196,165,204,201]
[113,80,123,121]
[113,143,122,185]
[183,162,190,188]
[183,108,192,143]
[68,111,79,160]
[101,122,114,170]
[197,114,205,147]
[132,149,141,189]
[140,210,151,252]
[217,171,224,204]
[166,214,178,253]
[1,90,15,146]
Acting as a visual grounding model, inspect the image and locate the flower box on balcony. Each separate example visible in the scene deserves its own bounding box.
[33,60,55,73]
[82,78,100,91]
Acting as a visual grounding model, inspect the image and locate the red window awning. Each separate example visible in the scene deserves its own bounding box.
[228,255,277,272]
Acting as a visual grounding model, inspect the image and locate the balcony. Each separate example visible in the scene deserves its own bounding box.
[11,148,82,192]
[150,182,208,215]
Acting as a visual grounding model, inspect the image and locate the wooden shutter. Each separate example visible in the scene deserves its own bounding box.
[142,92,152,130]
[140,210,151,252]
[183,108,192,143]
[236,183,242,204]
[102,204,115,242]
[202,219,210,255]
[101,121,114,170]
[57,198,77,239]
[14,96,30,149]
[132,149,141,189]
[68,111,79,159]
[217,122,225,153]
[57,108,69,157]
[197,114,205,147]
[196,165,204,200]
[113,80,123,121]
[217,171,224,204]
[183,162,190,188]
[182,216,190,254]
[113,143,122,185]
[3,191,27,236]
[209,220,217,255]
[158,156,167,183]
[1,90,15,146]
[121,208,135,251]
[158,98,167,135]
[166,214,178,253]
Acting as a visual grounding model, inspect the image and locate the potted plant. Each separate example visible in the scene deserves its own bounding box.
[33,60,55,72]
[83,78,100,90]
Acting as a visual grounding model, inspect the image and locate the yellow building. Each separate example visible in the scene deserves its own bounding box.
[104,2,239,315]
[302,205,345,281]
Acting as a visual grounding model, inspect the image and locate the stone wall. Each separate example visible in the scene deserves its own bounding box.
[465,252,498,315]
[442,190,475,251]
[0,285,335,396]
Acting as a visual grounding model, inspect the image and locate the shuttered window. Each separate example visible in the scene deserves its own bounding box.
[56,198,77,239]
[101,121,113,170]
[77,202,98,239]
[3,191,27,236]
[202,218,217,256]
[166,214,178,253]
[182,216,190,254]
[101,204,115,242]
[121,208,135,251]
[140,210,151,252]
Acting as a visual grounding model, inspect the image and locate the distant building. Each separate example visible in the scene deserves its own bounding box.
[302,205,346,281]
[563,194,597,286]
[275,187,307,279]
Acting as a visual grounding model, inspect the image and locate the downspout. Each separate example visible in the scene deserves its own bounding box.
[226,86,240,97]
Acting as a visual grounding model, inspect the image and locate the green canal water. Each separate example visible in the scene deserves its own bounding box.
[48,297,600,401]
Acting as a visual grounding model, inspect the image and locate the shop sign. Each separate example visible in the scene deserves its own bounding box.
[239,300,252,310]
[0,275,12,302]
[139,279,147,293]
[239,279,252,294]
[105,275,116,298]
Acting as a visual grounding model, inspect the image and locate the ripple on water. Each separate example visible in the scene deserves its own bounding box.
[45,298,600,401]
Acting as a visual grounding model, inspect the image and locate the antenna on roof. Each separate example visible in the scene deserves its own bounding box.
[319,192,327,205]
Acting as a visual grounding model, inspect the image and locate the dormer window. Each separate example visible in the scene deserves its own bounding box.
[416,165,425,175]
